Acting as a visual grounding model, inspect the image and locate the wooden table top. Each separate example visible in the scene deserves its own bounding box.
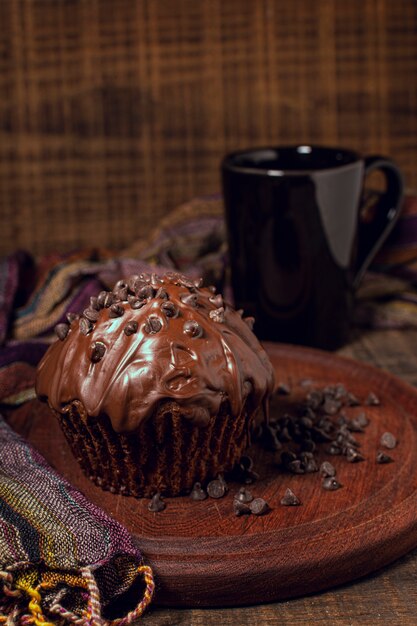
[140,328,417,625]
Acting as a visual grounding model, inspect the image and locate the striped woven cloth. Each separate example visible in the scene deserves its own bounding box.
[0,418,154,625]
[0,191,416,624]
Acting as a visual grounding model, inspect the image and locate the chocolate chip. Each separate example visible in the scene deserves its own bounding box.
[217,474,228,492]
[322,477,342,491]
[190,482,207,501]
[208,285,216,293]
[114,279,128,291]
[249,498,269,515]
[124,321,138,336]
[304,458,319,473]
[233,500,251,516]
[66,312,79,324]
[156,287,169,300]
[193,277,203,288]
[346,392,360,406]
[327,444,342,455]
[109,304,125,318]
[209,307,225,323]
[323,397,341,415]
[55,323,69,341]
[144,316,162,334]
[280,451,297,469]
[161,301,178,318]
[366,392,380,406]
[180,293,198,307]
[234,487,253,504]
[239,455,254,471]
[288,460,305,474]
[306,390,324,410]
[209,294,223,308]
[127,275,145,295]
[148,493,165,512]
[128,296,146,310]
[113,286,128,302]
[353,412,369,428]
[346,447,365,463]
[138,285,155,300]
[90,296,100,310]
[207,479,226,499]
[97,291,110,308]
[178,275,195,289]
[103,292,114,308]
[243,316,255,330]
[380,431,397,449]
[260,423,282,451]
[79,317,93,335]
[183,320,203,338]
[276,382,291,396]
[83,307,100,322]
[280,488,301,506]
[91,341,106,363]
[320,461,336,477]
[376,451,393,464]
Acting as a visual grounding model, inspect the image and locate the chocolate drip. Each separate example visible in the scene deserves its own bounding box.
[36,274,275,433]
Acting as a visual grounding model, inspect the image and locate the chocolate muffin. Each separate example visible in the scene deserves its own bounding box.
[36,272,275,497]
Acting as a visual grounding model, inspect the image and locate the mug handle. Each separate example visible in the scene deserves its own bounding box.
[353,155,404,288]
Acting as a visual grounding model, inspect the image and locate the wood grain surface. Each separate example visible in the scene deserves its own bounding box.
[137,329,417,624]
[16,341,417,610]
[0,0,416,256]
[8,329,417,623]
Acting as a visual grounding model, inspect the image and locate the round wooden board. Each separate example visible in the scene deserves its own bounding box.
[15,343,417,607]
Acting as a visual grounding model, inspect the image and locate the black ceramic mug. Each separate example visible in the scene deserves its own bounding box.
[222,145,404,350]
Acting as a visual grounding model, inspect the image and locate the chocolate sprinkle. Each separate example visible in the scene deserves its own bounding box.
[190,482,207,501]
[148,493,165,512]
[280,488,301,506]
[249,498,269,515]
[54,323,69,341]
[109,304,125,318]
[79,317,93,335]
[124,321,138,336]
[380,431,397,449]
[91,341,106,363]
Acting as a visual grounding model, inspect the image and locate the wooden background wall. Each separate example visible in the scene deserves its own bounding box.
[0,0,416,256]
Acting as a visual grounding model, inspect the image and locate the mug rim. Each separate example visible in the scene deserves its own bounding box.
[222,145,362,176]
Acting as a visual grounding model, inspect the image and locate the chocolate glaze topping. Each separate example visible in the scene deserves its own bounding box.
[36,272,275,432]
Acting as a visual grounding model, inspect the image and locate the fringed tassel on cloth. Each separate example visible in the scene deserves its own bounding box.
[0,564,154,626]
